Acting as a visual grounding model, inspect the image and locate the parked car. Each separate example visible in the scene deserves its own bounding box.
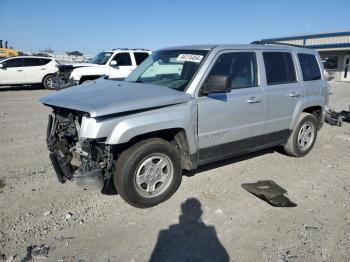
[40,44,329,208]
[0,56,58,89]
[53,48,151,89]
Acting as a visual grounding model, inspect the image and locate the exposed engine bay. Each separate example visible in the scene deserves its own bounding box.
[46,108,113,189]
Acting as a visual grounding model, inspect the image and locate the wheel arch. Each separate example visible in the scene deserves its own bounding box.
[113,128,195,171]
[290,97,325,130]
[42,73,54,89]
[42,73,54,83]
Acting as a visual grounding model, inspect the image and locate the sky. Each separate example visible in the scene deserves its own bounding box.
[0,0,349,55]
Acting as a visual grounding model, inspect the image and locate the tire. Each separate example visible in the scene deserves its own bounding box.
[114,138,182,208]
[42,74,54,90]
[283,112,318,157]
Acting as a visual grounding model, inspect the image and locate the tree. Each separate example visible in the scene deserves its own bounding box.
[41,47,54,53]
[66,51,83,56]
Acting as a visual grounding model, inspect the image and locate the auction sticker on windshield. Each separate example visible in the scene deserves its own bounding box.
[177,54,203,63]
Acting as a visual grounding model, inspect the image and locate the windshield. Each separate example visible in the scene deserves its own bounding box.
[125,49,208,91]
[91,52,113,65]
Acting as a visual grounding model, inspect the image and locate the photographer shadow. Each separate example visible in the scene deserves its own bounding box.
[149,198,229,262]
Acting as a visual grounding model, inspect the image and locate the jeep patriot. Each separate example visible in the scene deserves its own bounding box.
[40,44,329,208]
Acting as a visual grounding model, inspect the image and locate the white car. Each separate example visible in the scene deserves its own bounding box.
[0,56,59,89]
[53,49,151,89]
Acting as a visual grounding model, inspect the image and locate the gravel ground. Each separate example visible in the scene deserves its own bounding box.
[0,82,349,262]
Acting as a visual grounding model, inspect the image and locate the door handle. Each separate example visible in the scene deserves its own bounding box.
[40,68,46,70]
[17,69,23,72]
[247,97,262,104]
[288,92,301,97]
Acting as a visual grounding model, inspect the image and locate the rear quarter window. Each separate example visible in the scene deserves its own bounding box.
[298,53,321,81]
[39,58,51,65]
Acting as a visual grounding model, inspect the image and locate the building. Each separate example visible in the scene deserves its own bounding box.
[262,31,350,81]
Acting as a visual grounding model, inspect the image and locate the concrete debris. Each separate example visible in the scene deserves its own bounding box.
[43,211,52,217]
[54,235,74,242]
[215,209,223,215]
[22,245,50,261]
[64,213,73,221]
[5,256,16,262]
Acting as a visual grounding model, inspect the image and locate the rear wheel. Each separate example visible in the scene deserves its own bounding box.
[114,138,182,208]
[42,74,54,90]
[283,113,318,157]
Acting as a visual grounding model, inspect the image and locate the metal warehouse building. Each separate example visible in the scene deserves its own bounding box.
[262,31,350,81]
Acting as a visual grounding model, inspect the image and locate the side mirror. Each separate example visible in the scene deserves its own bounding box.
[202,75,231,94]
[110,60,117,66]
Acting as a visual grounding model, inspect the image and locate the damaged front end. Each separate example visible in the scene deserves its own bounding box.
[46,108,113,190]
[52,65,77,90]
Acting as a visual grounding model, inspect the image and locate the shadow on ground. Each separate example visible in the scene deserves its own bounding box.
[242,180,297,207]
[0,85,44,91]
[150,198,229,262]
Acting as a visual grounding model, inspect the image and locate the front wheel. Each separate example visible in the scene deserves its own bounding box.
[283,113,318,157]
[114,138,182,208]
[42,74,54,90]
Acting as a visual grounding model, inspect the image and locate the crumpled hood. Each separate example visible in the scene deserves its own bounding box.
[39,79,192,117]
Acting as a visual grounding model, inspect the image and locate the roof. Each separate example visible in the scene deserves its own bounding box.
[109,48,150,51]
[159,44,315,52]
[3,55,53,59]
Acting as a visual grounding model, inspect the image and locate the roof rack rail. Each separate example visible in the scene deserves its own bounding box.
[250,40,308,48]
[133,48,149,51]
[112,48,130,51]
[111,48,150,51]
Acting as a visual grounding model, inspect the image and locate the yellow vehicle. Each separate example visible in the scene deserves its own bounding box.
[0,40,19,59]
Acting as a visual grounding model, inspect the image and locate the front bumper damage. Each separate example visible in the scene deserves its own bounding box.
[46,109,113,190]
[52,76,77,90]
[52,64,78,90]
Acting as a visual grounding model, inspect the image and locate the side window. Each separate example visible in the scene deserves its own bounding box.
[3,58,24,68]
[112,53,132,66]
[298,53,321,81]
[134,52,150,65]
[206,52,258,89]
[39,58,51,65]
[263,52,296,85]
[23,58,42,67]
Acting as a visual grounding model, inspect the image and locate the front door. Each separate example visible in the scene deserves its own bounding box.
[341,55,350,81]
[197,51,265,164]
[109,52,134,80]
[0,58,26,84]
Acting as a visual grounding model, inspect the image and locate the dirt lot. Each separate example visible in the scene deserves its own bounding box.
[0,82,349,262]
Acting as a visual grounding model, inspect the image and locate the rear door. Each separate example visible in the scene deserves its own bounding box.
[22,58,51,83]
[0,58,26,84]
[197,51,265,164]
[262,51,302,139]
[108,52,134,80]
[133,52,150,66]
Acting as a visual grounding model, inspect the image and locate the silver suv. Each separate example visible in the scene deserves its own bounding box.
[40,44,329,208]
